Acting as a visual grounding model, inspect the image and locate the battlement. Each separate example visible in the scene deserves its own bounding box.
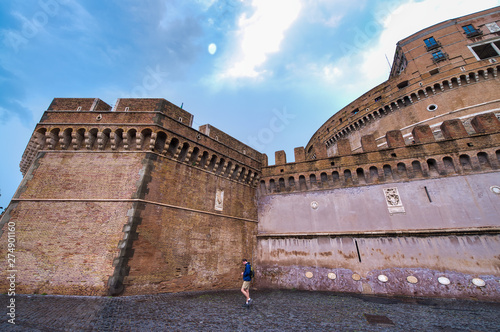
[20,98,263,186]
[48,98,112,112]
[260,113,500,195]
[44,97,194,127]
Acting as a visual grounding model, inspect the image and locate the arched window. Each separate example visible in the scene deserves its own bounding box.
[166,137,179,157]
[383,164,393,180]
[140,129,152,150]
[224,161,233,177]
[260,180,267,195]
[101,128,111,150]
[62,128,73,150]
[207,155,218,172]
[88,128,99,150]
[189,147,200,165]
[178,142,190,162]
[215,158,225,175]
[477,152,491,169]
[344,169,352,185]
[288,176,295,189]
[154,131,167,153]
[126,129,137,150]
[309,174,317,188]
[369,166,379,182]
[299,175,307,190]
[269,179,276,193]
[356,168,365,184]
[427,159,439,176]
[412,160,423,177]
[113,129,123,150]
[198,151,209,169]
[397,162,407,178]
[443,156,455,173]
[279,178,285,191]
[332,171,340,186]
[320,172,328,187]
[459,154,472,171]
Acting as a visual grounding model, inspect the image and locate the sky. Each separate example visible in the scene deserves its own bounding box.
[1,0,499,210]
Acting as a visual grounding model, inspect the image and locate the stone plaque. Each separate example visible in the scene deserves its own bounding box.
[377,274,388,283]
[215,189,224,211]
[383,187,405,214]
[407,276,418,284]
[472,278,485,287]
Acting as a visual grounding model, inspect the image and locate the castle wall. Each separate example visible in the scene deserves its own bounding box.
[124,154,257,295]
[256,235,500,300]
[0,97,262,296]
[257,173,500,235]
[255,173,500,300]
[256,114,500,300]
[0,152,144,295]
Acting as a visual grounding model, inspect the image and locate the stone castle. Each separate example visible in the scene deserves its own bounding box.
[1,7,500,300]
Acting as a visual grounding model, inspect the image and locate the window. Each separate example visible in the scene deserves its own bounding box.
[374,96,381,102]
[468,38,500,60]
[432,50,447,63]
[424,37,439,51]
[351,108,359,116]
[462,24,482,38]
[397,80,409,89]
[429,68,439,75]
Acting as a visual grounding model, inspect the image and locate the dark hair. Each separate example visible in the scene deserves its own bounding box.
[242,259,248,262]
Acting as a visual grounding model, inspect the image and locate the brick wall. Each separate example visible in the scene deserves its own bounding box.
[123,155,258,294]
[0,152,144,295]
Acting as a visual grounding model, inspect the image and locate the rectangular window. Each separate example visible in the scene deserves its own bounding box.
[424,37,439,51]
[463,24,482,38]
[432,50,446,62]
[472,44,498,59]
[468,38,500,60]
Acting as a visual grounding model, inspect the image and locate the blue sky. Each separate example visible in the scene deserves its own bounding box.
[1,0,499,209]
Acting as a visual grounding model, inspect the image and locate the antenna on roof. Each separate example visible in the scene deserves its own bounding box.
[385,54,392,73]
[180,102,184,109]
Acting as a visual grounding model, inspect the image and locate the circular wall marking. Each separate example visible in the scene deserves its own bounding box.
[327,272,336,280]
[490,186,500,194]
[427,104,438,112]
[305,271,313,278]
[352,273,361,281]
[472,278,486,287]
[407,276,418,284]
[310,201,319,209]
[438,276,450,285]
[377,274,388,282]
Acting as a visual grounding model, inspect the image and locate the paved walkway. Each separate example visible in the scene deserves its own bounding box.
[1,290,500,331]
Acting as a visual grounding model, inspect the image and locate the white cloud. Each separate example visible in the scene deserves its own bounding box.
[326,0,500,94]
[224,0,301,78]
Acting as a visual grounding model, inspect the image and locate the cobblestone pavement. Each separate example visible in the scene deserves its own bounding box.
[2,289,500,331]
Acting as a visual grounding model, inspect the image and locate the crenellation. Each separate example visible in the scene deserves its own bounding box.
[471,112,500,133]
[412,124,435,143]
[360,135,377,152]
[440,119,469,139]
[294,147,305,162]
[275,150,286,165]
[385,130,406,148]
[260,115,500,195]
